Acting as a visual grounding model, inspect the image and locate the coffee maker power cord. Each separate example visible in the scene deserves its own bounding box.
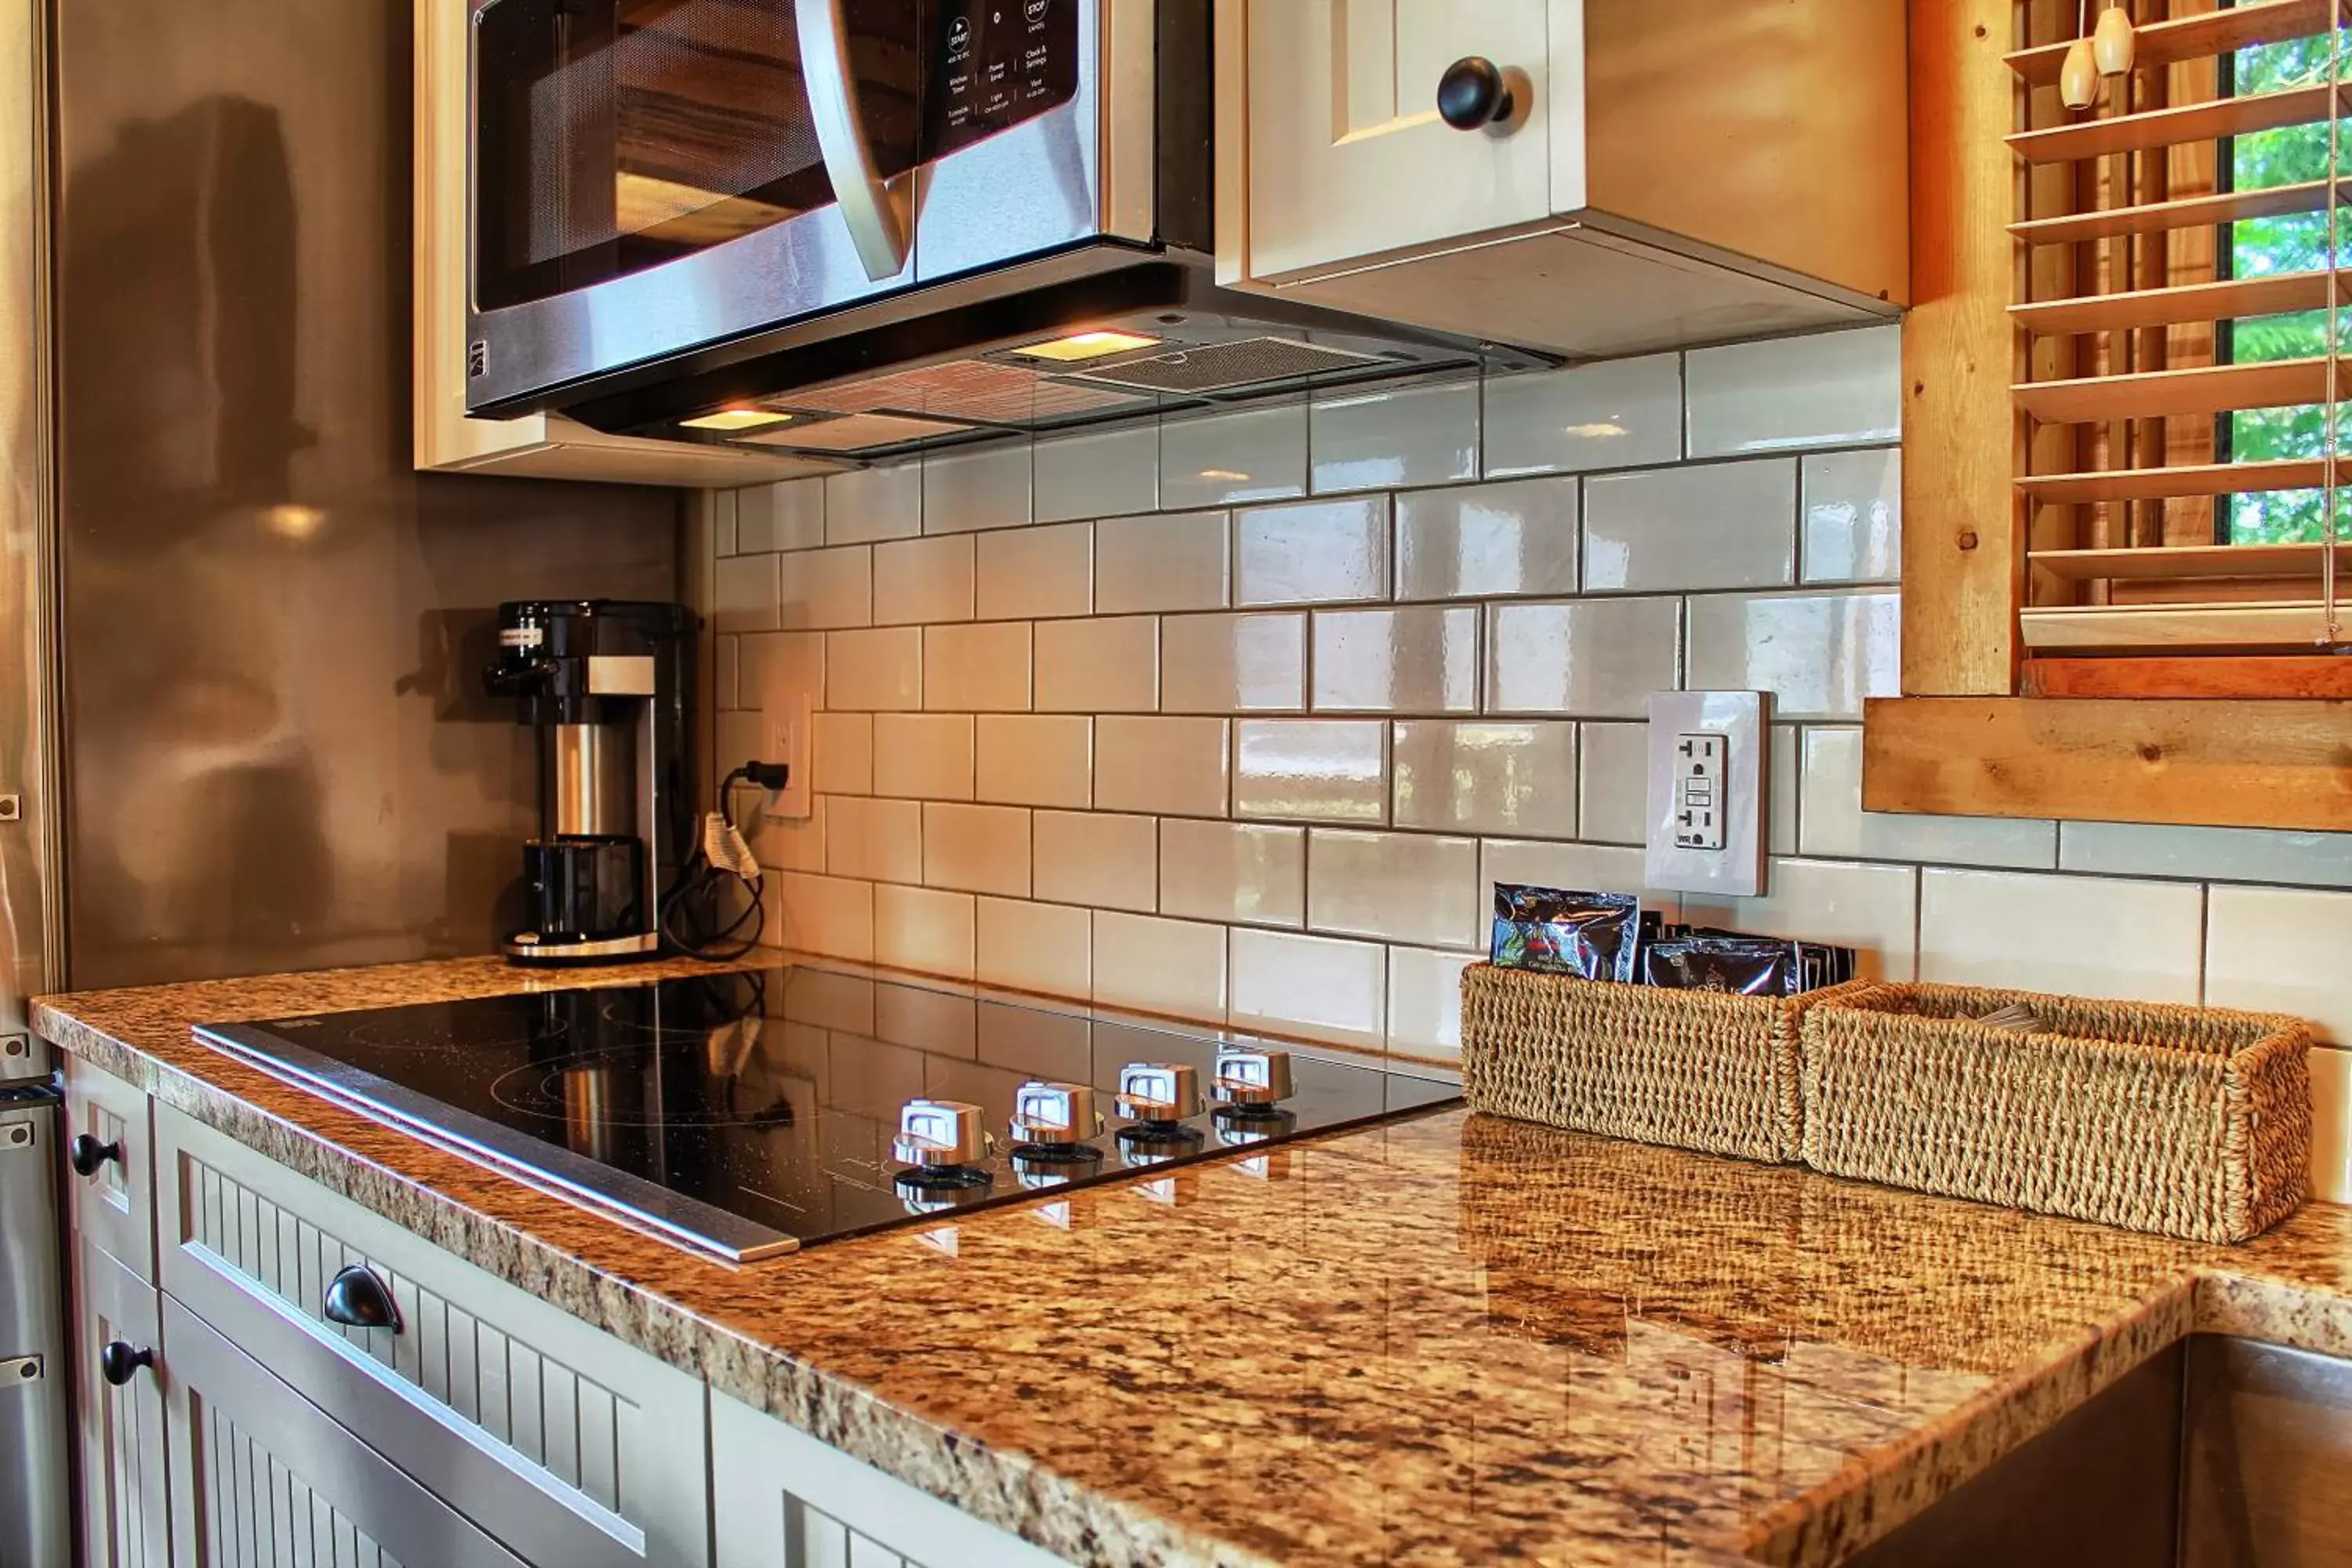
[659,761,788,961]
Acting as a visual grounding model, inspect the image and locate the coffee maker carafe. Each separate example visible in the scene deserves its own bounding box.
[485,600,693,965]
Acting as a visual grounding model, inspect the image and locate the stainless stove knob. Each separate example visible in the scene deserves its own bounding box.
[1010,1081,1102,1148]
[1211,1047,1294,1107]
[1115,1062,1202,1121]
[891,1098,993,1168]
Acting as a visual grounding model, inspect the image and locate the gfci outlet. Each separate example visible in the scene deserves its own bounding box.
[1643,691,1768,898]
[760,693,813,821]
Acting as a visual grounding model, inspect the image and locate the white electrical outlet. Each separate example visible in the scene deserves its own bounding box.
[760,693,813,821]
[1643,691,1769,898]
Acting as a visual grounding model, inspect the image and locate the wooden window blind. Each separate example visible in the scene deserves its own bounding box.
[2009,0,2352,695]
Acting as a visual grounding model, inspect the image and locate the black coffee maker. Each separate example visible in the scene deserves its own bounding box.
[485,600,694,965]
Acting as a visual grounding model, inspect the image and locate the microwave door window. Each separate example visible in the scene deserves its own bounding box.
[473,0,919,314]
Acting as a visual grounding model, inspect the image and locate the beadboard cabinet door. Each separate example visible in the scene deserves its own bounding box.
[1240,0,1554,281]
[711,1388,1073,1568]
[74,1240,170,1568]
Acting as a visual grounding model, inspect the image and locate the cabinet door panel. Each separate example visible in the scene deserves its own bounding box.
[1243,0,1552,279]
[65,1056,158,1280]
[74,1240,169,1568]
[162,1296,526,1568]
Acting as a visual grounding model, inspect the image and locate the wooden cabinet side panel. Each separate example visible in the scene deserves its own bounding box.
[1900,0,2024,695]
[1582,0,1910,306]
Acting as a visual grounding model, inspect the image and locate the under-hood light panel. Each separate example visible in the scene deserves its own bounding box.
[1007,329,1162,362]
[679,407,793,432]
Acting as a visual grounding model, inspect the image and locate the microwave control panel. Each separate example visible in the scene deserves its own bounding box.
[925,0,1080,159]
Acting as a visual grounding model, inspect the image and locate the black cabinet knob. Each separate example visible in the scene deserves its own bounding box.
[1437,56,1516,131]
[322,1265,403,1334]
[98,1341,152,1388]
[67,1133,122,1179]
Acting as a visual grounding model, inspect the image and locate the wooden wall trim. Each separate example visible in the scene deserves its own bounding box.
[1862,697,2352,829]
[1903,0,2026,695]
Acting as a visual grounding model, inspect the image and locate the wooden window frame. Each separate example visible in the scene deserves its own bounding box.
[1865,0,2352,831]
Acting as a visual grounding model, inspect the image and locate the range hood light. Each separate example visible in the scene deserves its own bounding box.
[679,407,793,432]
[1007,330,1161,363]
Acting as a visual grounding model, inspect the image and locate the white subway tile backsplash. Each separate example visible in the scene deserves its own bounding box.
[1034,423,1157,523]
[2314,1048,2352,1204]
[1576,722,1648,845]
[1310,379,1480,495]
[922,622,1032,711]
[1229,928,1388,1048]
[2060,821,2352,888]
[1234,496,1391,607]
[714,635,739,710]
[1092,911,1227,1018]
[872,713,973,800]
[874,884,976,979]
[811,712,873,796]
[975,714,1091,808]
[1312,606,1479,714]
[1393,476,1579,602]
[976,521,1094,621]
[779,546,875,630]
[1095,510,1230,614]
[1486,597,1680,717]
[1479,840,1675,916]
[1392,720,1577,839]
[1388,946,1477,1058]
[826,463,924,543]
[870,535,972,626]
[713,553,780,633]
[1034,615,1158,713]
[1234,720,1387,824]
[1686,326,1900,457]
[740,631,824,710]
[922,801,1031,897]
[738,478,826,554]
[770,872,874,963]
[1161,401,1308,508]
[1918,868,2202,1002]
[712,490,737,557]
[1685,858,1920,982]
[975,897,1091,1001]
[754,795,826,874]
[1683,590,1897,721]
[1158,818,1305,927]
[1770,724,1800,858]
[1801,448,1901,583]
[1483,354,1682,477]
[826,795,923,885]
[1094,716,1230,818]
[920,443,1030,534]
[1161,612,1306,713]
[1308,828,1483,949]
[1583,459,1797,593]
[1802,727,2055,869]
[2205,884,2352,1042]
[1033,811,1157,913]
[826,626,923,711]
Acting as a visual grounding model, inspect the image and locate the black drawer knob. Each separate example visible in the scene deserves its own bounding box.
[98,1341,152,1388]
[1437,56,1517,131]
[322,1265,403,1334]
[67,1133,122,1179]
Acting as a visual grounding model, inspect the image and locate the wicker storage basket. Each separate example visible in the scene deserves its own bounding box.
[1460,963,1867,1163]
[1798,984,2312,1243]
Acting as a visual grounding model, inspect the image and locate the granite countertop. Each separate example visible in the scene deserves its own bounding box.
[32,954,2352,1568]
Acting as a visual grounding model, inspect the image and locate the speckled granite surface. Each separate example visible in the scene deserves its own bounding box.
[33,955,2352,1568]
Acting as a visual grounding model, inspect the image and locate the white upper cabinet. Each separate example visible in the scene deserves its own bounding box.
[1243,2,1555,279]
[1219,0,1910,360]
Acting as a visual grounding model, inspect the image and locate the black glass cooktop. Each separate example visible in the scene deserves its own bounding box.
[195,965,1459,1263]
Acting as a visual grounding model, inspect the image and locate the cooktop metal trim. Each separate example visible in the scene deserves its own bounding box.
[194,1022,800,1265]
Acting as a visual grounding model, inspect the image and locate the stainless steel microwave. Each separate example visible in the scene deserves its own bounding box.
[463,0,1538,459]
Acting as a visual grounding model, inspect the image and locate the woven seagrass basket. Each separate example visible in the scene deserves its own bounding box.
[1459,963,1870,1163]
[1798,983,2312,1243]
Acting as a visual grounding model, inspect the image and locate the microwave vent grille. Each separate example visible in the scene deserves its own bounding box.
[1069,337,1388,394]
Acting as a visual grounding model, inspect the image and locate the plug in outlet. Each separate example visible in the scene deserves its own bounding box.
[760,694,813,821]
[1644,691,1768,898]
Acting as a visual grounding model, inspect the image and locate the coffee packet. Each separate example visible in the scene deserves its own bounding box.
[1490,885,1642,983]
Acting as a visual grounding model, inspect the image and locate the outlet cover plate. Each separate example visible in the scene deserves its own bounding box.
[760,693,814,821]
[1644,691,1768,898]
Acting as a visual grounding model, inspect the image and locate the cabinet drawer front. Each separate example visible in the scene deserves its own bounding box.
[66,1057,158,1281]
[713,1390,1073,1568]
[74,1240,171,1568]
[162,1295,528,1568]
[155,1105,710,1568]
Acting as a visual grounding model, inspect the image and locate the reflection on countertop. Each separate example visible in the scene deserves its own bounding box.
[32,953,2352,1567]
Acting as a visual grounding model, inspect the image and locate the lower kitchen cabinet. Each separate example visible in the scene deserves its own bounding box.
[711,1388,1073,1568]
[162,1294,524,1567]
[73,1239,169,1568]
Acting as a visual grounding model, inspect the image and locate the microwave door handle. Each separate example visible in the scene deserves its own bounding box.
[795,0,910,282]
